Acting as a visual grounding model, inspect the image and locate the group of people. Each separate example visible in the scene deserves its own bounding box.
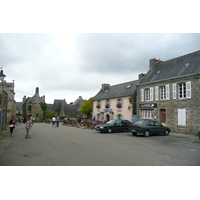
[8,115,61,138]
[51,116,60,127]
[9,115,32,139]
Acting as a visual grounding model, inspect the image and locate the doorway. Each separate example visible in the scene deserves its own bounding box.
[160,109,166,125]
[106,114,110,121]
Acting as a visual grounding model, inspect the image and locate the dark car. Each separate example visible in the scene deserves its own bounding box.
[130,120,170,137]
[95,120,133,133]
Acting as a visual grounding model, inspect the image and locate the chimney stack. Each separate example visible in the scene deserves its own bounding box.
[149,58,162,70]
[101,83,110,91]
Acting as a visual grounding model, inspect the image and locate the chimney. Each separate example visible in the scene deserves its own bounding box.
[138,73,145,80]
[149,58,162,70]
[101,83,110,91]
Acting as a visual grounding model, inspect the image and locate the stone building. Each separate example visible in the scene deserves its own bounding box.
[137,50,200,135]
[22,87,45,121]
[50,96,86,118]
[0,69,16,130]
[0,84,7,131]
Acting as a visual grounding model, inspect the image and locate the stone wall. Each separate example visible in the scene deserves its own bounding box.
[137,75,200,135]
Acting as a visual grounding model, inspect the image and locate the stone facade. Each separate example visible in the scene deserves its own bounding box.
[22,87,45,121]
[0,84,7,131]
[137,50,200,135]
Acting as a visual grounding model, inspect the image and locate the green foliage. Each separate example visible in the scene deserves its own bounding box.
[81,97,93,119]
[40,102,54,119]
[40,102,47,112]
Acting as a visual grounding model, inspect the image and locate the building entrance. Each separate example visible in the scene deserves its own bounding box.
[160,109,166,125]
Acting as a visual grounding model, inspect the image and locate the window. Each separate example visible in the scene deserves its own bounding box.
[159,85,169,100]
[116,99,123,108]
[116,114,123,120]
[105,99,110,108]
[178,83,186,99]
[145,88,150,101]
[160,86,166,100]
[142,110,153,119]
[177,81,191,99]
[28,105,32,112]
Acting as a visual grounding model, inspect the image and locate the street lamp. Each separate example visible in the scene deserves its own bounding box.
[0,67,6,81]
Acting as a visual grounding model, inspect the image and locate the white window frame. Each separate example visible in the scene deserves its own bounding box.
[160,85,166,100]
[145,88,150,101]
[178,83,186,99]
[142,110,153,119]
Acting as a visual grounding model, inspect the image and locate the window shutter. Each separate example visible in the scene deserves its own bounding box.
[166,85,170,100]
[150,87,153,101]
[186,81,191,98]
[121,99,124,107]
[141,89,144,102]
[121,115,124,120]
[155,86,158,100]
[173,84,176,99]
[178,109,186,125]
[109,99,111,107]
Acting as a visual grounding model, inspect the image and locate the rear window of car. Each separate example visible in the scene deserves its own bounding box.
[134,121,146,125]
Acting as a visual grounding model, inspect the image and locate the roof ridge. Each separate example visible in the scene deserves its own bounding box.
[163,49,200,63]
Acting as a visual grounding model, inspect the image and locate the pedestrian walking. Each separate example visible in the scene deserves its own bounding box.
[9,116,15,137]
[25,116,32,138]
[52,116,56,127]
[56,116,60,127]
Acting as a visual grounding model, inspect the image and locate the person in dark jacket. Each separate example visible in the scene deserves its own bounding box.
[9,117,15,137]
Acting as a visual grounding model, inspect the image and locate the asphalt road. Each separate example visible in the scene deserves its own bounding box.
[0,122,200,166]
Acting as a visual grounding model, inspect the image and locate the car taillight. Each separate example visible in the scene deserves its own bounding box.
[136,126,141,128]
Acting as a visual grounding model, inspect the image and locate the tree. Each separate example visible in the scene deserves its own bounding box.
[81,97,93,119]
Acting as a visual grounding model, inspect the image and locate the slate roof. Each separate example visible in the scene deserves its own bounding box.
[53,99,66,114]
[139,50,200,85]
[64,104,77,115]
[93,80,139,101]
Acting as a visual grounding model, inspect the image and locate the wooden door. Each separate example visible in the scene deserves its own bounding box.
[160,109,166,125]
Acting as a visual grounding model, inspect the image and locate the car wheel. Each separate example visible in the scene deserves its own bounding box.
[144,130,150,137]
[164,130,169,136]
[108,128,112,133]
[132,132,137,136]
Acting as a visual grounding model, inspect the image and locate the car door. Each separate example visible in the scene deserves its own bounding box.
[148,121,157,133]
[114,120,123,132]
[154,121,163,133]
[121,120,128,131]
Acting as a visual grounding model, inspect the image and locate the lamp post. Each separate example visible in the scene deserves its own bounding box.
[0,67,6,81]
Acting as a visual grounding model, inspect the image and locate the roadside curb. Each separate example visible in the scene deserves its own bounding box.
[0,128,9,138]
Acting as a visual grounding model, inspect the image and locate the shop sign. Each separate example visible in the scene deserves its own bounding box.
[140,103,157,108]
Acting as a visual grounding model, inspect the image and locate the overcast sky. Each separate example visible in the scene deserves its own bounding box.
[1,33,200,104]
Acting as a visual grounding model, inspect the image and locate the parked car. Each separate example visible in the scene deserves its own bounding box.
[130,120,170,137]
[95,120,133,133]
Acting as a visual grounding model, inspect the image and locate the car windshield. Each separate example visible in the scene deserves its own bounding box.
[134,121,146,125]
[106,120,116,125]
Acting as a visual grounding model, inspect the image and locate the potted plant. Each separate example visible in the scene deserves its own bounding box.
[105,104,109,108]
[116,103,121,108]
[96,104,100,109]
